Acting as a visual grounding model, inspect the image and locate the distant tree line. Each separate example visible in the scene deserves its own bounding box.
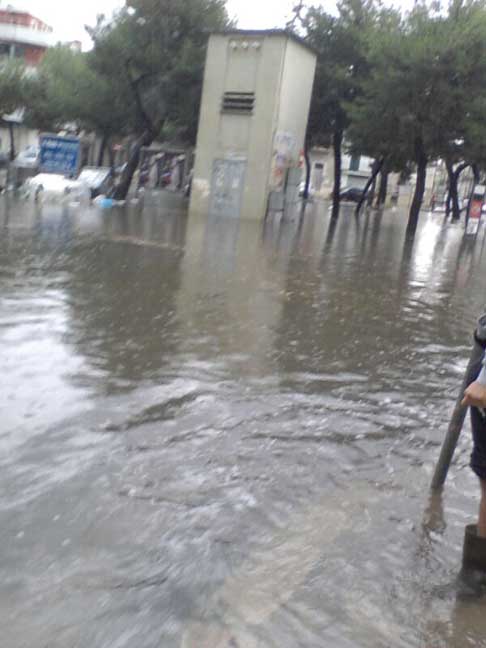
[0,0,231,199]
[296,0,486,235]
[0,0,485,229]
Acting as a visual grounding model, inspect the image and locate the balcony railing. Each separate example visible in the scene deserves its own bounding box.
[0,23,56,49]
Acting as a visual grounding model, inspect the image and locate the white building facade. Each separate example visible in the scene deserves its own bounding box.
[0,7,57,160]
[0,7,55,67]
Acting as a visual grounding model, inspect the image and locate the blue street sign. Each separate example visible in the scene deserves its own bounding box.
[39,134,81,176]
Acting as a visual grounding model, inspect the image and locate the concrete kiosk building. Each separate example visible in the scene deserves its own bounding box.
[190,30,317,221]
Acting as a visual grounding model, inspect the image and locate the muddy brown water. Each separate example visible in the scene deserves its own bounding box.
[2,192,486,647]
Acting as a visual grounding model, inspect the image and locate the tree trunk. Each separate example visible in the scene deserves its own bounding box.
[112,62,162,201]
[331,129,343,221]
[449,171,460,222]
[97,134,108,167]
[366,175,377,207]
[445,161,454,219]
[7,122,15,162]
[447,161,469,221]
[445,191,452,219]
[108,144,115,172]
[302,145,311,200]
[109,130,155,201]
[377,166,389,206]
[355,158,384,216]
[406,138,427,238]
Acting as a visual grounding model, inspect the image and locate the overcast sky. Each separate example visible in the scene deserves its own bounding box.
[9,0,411,48]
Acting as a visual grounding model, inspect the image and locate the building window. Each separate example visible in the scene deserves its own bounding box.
[349,155,360,172]
[222,92,255,114]
[0,43,10,58]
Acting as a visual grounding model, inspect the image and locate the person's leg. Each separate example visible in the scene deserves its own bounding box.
[479,480,486,538]
[471,406,486,537]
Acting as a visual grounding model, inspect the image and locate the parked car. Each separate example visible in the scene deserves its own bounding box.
[24,173,90,203]
[299,180,314,198]
[340,187,364,203]
[13,145,39,169]
[77,167,113,199]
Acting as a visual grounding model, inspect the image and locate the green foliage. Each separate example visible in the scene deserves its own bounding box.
[299,0,486,226]
[24,47,86,131]
[24,46,135,136]
[88,0,231,142]
[344,0,486,171]
[83,0,232,197]
[301,0,387,147]
[0,60,27,116]
[24,0,230,147]
[19,0,486,218]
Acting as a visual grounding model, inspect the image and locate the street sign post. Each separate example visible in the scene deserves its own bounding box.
[39,134,81,177]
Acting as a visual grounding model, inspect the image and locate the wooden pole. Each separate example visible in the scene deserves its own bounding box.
[431,321,486,491]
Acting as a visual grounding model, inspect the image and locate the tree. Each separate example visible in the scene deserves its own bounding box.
[301,0,382,220]
[348,9,430,234]
[408,0,486,230]
[0,60,28,160]
[347,0,486,235]
[344,5,443,235]
[428,0,486,221]
[87,0,231,199]
[344,9,407,213]
[24,46,135,166]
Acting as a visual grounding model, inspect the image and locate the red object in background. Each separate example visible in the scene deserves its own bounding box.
[469,198,483,220]
[161,171,172,187]
[23,47,45,66]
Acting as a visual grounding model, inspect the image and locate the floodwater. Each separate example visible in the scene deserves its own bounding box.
[2,192,486,648]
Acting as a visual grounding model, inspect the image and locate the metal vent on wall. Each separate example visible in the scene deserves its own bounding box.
[222,92,255,114]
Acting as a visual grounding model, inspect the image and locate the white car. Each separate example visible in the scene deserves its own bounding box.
[24,173,90,203]
[299,180,314,197]
[14,146,39,169]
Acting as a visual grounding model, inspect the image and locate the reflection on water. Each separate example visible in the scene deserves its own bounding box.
[2,192,486,647]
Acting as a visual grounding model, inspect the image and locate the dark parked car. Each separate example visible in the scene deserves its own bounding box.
[340,187,364,202]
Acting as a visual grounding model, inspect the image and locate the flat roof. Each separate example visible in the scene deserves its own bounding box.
[213,29,317,56]
[0,8,53,31]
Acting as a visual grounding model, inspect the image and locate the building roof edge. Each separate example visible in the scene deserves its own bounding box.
[211,29,318,56]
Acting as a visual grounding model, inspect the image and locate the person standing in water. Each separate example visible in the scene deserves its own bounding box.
[463,339,486,539]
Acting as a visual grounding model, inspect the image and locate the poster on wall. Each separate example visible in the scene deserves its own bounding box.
[466,185,485,235]
[270,131,297,191]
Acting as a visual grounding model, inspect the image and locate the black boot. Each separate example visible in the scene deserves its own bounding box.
[457,525,486,599]
[462,524,486,572]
